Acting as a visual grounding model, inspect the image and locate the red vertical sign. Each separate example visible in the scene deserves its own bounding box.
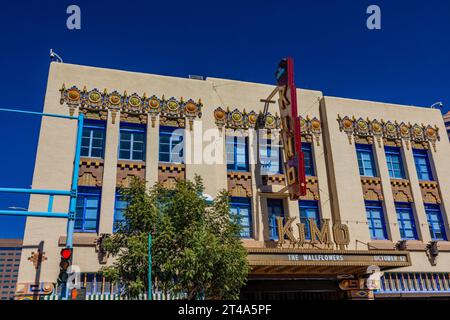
[276,58,307,199]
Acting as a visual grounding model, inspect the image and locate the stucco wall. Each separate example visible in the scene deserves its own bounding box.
[18,62,450,286]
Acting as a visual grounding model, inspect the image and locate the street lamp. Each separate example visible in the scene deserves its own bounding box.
[430,102,443,109]
[7,206,27,211]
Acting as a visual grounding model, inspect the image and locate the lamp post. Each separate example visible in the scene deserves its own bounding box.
[148,233,152,300]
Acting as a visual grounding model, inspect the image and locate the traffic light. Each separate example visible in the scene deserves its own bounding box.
[57,248,72,285]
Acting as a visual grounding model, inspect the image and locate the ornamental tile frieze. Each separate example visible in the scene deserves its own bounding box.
[213,107,322,143]
[213,107,280,131]
[60,84,203,129]
[337,115,440,151]
[299,116,322,146]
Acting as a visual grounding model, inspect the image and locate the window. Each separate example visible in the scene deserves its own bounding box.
[113,193,128,232]
[226,136,249,171]
[75,187,101,232]
[229,197,252,238]
[159,126,184,163]
[425,204,447,241]
[396,203,418,240]
[119,125,146,161]
[267,199,284,240]
[299,201,320,240]
[302,143,314,176]
[260,138,282,174]
[413,149,433,181]
[81,121,106,158]
[356,144,377,177]
[365,201,388,240]
[385,147,405,179]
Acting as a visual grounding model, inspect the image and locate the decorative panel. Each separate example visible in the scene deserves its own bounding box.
[361,177,384,201]
[262,174,285,186]
[227,172,253,197]
[420,181,442,204]
[213,107,280,131]
[299,116,322,146]
[78,159,104,187]
[300,176,320,201]
[120,112,147,125]
[60,84,202,129]
[391,179,413,203]
[337,115,440,151]
[79,108,108,121]
[116,161,146,188]
[158,164,186,189]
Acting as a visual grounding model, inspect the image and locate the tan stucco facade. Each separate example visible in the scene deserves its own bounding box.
[17,62,450,299]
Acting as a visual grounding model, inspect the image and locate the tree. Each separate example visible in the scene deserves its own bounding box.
[101,176,250,300]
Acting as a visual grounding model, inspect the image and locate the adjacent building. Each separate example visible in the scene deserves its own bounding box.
[16,62,450,300]
[0,239,22,300]
[443,111,450,140]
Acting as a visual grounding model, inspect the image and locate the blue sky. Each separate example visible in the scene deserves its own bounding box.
[0,0,449,238]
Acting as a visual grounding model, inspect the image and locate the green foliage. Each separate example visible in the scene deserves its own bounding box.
[101,176,249,300]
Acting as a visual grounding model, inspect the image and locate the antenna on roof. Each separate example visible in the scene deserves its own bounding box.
[50,49,63,63]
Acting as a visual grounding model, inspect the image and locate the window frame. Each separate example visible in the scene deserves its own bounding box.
[302,142,315,176]
[226,136,249,172]
[356,144,377,177]
[413,149,433,181]
[267,199,285,240]
[385,146,406,179]
[75,187,101,233]
[425,204,447,241]
[299,200,321,240]
[365,201,388,240]
[395,203,418,240]
[259,138,283,175]
[118,124,146,161]
[81,120,106,159]
[158,126,185,164]
[229,197,253,239]
[113,192,128,233]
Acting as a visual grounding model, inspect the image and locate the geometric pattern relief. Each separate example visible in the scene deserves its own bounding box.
[158,164,186,189]
[337,115,440,151]
[116,161,146,188]
[60,84,203,129]
[420,181,442,204]
[78,159,104,187]
[361,177,384,201]
[227,172,252,197]
[391,179,413,203]
[300,177,320,201]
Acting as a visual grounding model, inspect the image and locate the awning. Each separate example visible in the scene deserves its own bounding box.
[247,248,411,276]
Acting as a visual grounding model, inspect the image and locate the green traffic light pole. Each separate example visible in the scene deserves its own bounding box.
[148,233,152,300]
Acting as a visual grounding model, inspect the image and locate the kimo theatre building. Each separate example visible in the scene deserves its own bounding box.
[16,62,450,300]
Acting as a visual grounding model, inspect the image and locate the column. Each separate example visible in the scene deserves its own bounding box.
[145,117,159,186]
[373,142,401,242]
[402,144,431,242]
[98,110,119,235]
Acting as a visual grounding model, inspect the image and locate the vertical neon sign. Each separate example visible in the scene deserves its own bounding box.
[276,58,306,199]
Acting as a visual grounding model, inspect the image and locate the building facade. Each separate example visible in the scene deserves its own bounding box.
[443,111,450,141]
[16,62,450,300]
[0,239,22,300]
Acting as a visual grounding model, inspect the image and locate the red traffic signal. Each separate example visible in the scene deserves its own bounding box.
[60,248,72,260]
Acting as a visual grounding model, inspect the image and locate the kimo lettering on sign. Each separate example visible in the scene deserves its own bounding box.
[276,216,351,249]
[276,58,306,200]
